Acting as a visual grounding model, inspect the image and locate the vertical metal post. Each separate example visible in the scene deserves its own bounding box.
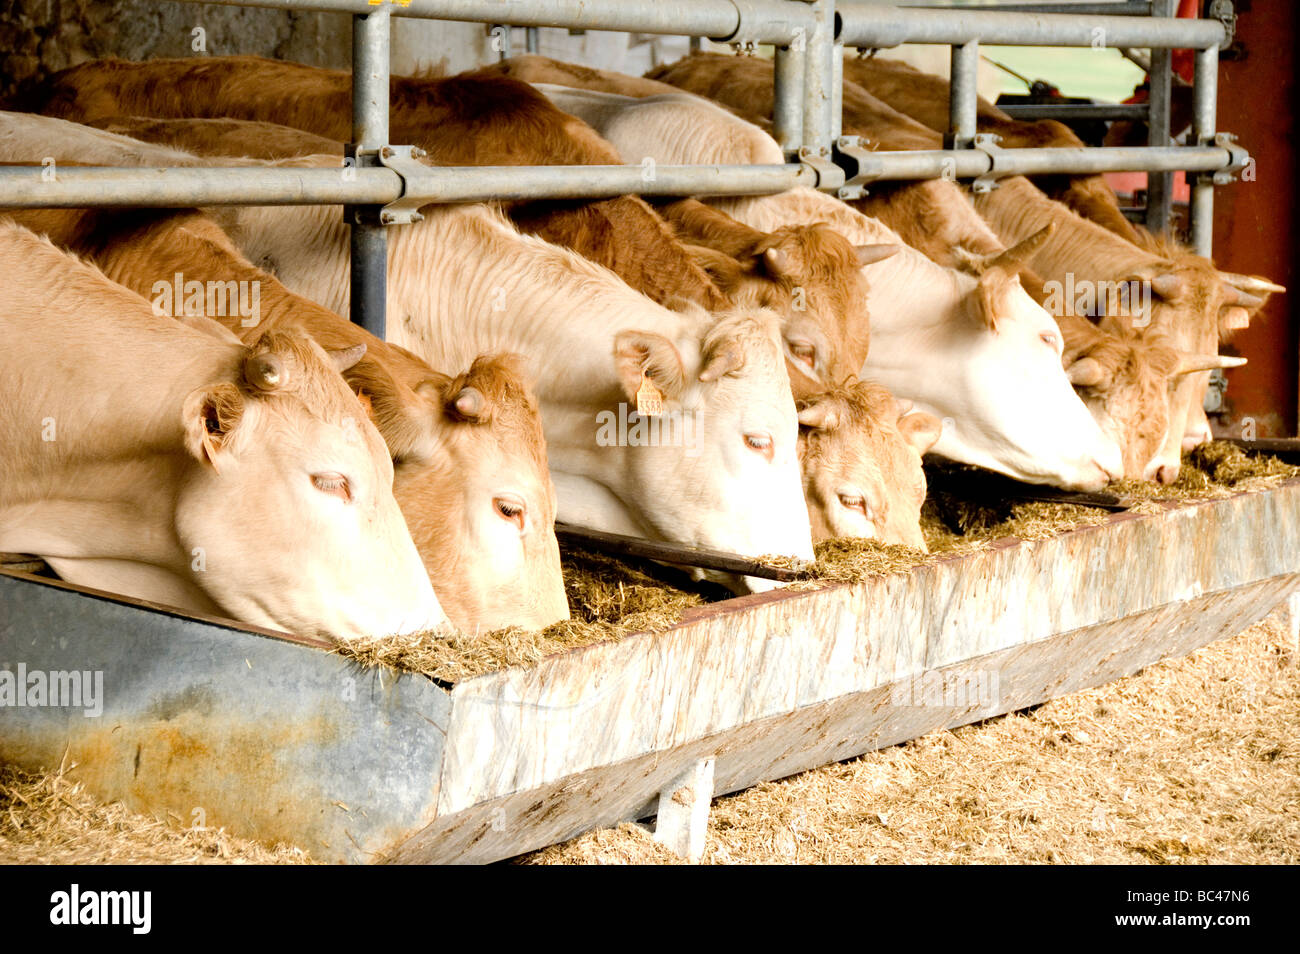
[1146,0,1176,236]
[831,40,844,142]
[1190,44,1219,258]
[801,0,836,160]
[773,43,806,159]
[947,40,979,149]
[349,6,390,338]
[526,26,540,54]
[689,35,702,53]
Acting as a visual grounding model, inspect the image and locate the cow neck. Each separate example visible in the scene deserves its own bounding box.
[386,204,692,406]
[974,176,1166,284]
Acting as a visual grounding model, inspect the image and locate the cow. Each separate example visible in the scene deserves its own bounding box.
[840,54,1144,243]
[0,219,447,642]
[797,382,941,549]
[0,115,570,632]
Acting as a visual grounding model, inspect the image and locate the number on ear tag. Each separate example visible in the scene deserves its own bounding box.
[636,372,664,417]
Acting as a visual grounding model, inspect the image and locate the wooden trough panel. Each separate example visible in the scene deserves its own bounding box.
[3,480,1299,864]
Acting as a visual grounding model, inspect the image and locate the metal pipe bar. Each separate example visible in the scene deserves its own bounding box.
[1145,0,1175,236]
[1191,44,1220,258]
[0,145,1244,208]
[802,0,837,159]
[947,40,979,148]
[349,6,390,338]
[0,163,820,207]
[831,40,844,142]
[168,0,815,45]
[772,43,806,158]
[841,144,1237,183]
[838,2,1226,48]
[526,26,540,53]
[922,2,1153,14]
[998,103,1150,121]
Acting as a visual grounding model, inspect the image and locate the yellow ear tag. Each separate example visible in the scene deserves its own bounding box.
[636,372,664,417]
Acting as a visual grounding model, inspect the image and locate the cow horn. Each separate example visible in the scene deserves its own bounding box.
[1173,352,1247,375]
[244,352,285,392]
[451,386,486,421]
[1149,273,1185,300]
[1218,272,1286,295]
[329,343,367,373]
[762,247,789,275]
[855,243,901,267]
[988,223,1056,270]
[894,398,914,419]
[797,400,840,431]
[1066,356,1107,388]
[698,340,745,382]
[1219,284,1264,309]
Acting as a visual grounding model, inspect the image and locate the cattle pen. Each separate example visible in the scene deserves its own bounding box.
[1,0,1295,865]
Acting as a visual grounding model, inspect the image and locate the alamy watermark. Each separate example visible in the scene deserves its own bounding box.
[595,404,703,455]
[890,669,1000,710]
[151,271,261,327]
[0,664,103,717]
[1041,274,1152,327]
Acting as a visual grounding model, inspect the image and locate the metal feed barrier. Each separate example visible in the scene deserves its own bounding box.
[0,0,1246,336]
[1,0,1281,862]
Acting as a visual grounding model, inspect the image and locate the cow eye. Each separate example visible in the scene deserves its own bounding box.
[789,341,816,365]
[743,432,774,461]
[494,494,526,531]
[1040,331,1061,351]
[311,472,352,503]
[838,493,875,520]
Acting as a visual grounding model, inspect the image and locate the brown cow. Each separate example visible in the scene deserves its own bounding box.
[2,201,568,633]
[841,55,1143,243]
[797,381,941,549]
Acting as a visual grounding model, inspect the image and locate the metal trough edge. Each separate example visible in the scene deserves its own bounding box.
[3,479,1298,863]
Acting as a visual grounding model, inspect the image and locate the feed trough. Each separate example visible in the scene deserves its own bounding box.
[3,478,1299,864]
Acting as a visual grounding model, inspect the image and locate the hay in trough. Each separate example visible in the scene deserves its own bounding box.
[0,760,311,865]
[339,444,1300,682]
[336,547,707,683]
[520,610,1300,864]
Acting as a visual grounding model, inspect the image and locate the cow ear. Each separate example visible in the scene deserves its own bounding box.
[613,331,687,402]
[685,243,745,289]
[897,410,942,455]
[183,383,246,472]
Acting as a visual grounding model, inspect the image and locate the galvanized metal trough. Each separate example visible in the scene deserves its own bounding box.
[3,479,1299,864]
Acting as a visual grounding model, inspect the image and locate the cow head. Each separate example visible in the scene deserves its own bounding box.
[1112,236,1282,483]
[875,226,1124,490]
[390,354,569,634]
[607,307,814,591]
[176,329,448,641]
[796,381,940,549]
[686,229,895,398]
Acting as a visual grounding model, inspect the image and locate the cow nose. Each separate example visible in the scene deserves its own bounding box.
[1156,463,1180,485]
[1095,456,1123,484]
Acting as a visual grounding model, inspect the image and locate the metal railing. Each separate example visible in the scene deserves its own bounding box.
[0,0,1245,336]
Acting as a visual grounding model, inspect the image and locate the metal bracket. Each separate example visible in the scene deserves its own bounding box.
[1212,131,1250,184]
[799,145,846,193]
[971,133,1008,194]
[1207,0,1237,48]
[832,135,875,200]
[376,143,431,225]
